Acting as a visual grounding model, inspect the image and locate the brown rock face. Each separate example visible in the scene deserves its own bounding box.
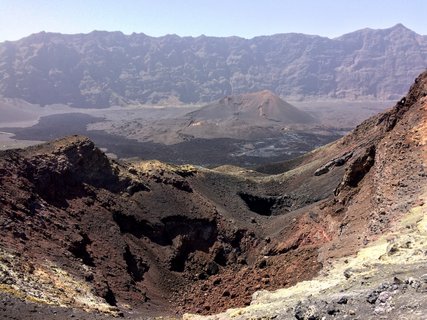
[0,71,426,318]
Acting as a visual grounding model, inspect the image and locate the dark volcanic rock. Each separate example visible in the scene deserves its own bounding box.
[0,135,330,317]
[0,24,426,107]
[314,151,353,176]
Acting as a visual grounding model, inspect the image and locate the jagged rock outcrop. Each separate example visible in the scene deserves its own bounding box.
[0,24,426,107]
[314,151,353,176]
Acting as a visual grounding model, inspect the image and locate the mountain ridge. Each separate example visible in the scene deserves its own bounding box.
[0,25,426,107]
[10,23,418,42]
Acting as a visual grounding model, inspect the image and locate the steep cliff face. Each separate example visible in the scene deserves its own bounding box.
[0,24,426,107]
[0,72,426,319]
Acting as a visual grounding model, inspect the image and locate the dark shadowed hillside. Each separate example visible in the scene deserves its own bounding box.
[0,24,426,107]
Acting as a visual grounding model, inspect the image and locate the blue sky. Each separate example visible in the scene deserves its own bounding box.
[1,0,426,42]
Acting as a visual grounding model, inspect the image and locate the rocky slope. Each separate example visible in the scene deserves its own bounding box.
[0,24,426,107]
[0,71,426,319]
[187,91,314,124]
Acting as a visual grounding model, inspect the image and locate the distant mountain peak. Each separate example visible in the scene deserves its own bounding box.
[192,91,315,124]
[387,23,418,35]
[234,90,284,109]
[391,23,410,30]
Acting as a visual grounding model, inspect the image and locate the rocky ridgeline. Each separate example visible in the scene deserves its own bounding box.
[0,24,426,107]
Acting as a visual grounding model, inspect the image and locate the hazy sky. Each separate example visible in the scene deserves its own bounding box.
[1,0,426,42]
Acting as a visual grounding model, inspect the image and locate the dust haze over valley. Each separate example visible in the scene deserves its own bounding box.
[1,3,427,319]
